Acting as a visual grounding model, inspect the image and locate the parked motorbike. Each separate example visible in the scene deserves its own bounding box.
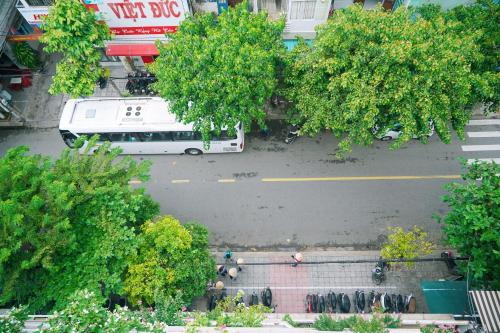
[261,287,272,307]
[126,71,157,96]
[337,293,351,313]
[367,290,376,312]
[404,293,416,313]
[354,290,365,313]
[441,250,463,280]
[327,291,336,312]
[395,294,405,313]
[372,258,389,285]
[284,124,300,144]
[97,76,107,89]
[312,294,318,312]
[208,294,217,311]
[318,294,326,313]
[381,292,392,312]
[305,294,313,313]
[249,292,259,306]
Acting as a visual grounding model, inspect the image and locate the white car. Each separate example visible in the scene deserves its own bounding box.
[373,122,434,141]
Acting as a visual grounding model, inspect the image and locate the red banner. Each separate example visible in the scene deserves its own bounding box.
[110,25,178,35]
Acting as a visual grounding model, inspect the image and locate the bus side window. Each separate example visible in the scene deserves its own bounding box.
[123,133,141,142]
[108,133,125,141]
[159,132,173,141]
[138,132,173,141]
[173,131,194,141]
[97,133,111,141]
[210,131,220,141]
[139,132,154,142]
[220,131,237,140]
[77,133,95,140]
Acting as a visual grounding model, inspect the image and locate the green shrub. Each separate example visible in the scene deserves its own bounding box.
[313,314,399,332]
[381,226,434,268]
[187,290,271,331]
[283,314,298,327]
[0,306,28,333]
[152,291,185,326]
[351,316,388,333]
[124,217,216,307]
[421,324,458,333]
[41,289,166,333]
[313,314,355,331]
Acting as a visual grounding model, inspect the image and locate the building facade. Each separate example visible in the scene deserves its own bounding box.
[14,0,192,69]
[9,0,479,70]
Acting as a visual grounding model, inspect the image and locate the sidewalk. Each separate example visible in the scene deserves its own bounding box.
[0,55,127,129]
[197,251,452,314]
[0,54,289,129]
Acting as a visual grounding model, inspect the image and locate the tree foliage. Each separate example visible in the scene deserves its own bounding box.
[150,2,285,141]
[40,290,165,333]
[381,226,434,268]
[414,0,499,112]
[124,216,216,306]
[285,4,483,156]
[0,138,158,312]
[40,0,111,97]
[439,161,499,289]
[13,42,40,69]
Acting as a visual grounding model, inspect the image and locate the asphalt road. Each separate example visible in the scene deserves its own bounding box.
[1,119,498,249]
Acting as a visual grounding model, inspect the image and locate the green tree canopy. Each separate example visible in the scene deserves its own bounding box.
[0,138,158,312]
[150,2,285,141]
[40,0,111,97]
[285,4,483,155]
[439,161,499,289]
[124,216,216,306]
[415,0,499,113]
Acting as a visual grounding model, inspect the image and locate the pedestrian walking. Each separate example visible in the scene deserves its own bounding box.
[236,258,244,272]
[228,267,238,280]
[218,265,228,277]
[223,249,233,261]
[215,281,224,290]
[291,252,303,267]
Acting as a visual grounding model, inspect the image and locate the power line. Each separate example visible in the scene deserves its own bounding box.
[217,256,470,266]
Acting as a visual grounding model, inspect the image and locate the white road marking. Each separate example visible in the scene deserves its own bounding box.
[461,145,500,152]
[128,180,142,184]
[467,158,500,164]
[218,179,236,183]
[171,179,190,184]
[467,131,500,138]
[468,119,500,126]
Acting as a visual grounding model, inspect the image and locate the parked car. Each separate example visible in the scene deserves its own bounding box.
[373,121,434,141]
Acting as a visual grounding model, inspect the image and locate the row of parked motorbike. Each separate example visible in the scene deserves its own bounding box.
[208,287,274,311]
[305,290,416,314]
[126,71,157,96]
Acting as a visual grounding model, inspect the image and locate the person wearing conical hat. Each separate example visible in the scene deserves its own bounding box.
[291,252,303,267]
[228,267,238,280]
[236,258,244,272]
[215,281,224,290]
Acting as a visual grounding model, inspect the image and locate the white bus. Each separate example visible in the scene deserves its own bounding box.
[59,97,244,155]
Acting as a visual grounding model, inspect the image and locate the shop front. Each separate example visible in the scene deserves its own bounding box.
[15,0,192,70]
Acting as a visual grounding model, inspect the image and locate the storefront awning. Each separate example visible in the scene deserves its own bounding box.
[105,44,159,57]
[470,291,500,333]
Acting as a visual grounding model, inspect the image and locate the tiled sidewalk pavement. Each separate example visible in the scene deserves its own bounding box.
[206,251,450,314]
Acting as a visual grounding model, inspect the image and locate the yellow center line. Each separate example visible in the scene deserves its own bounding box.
[171,179,191,184]
[261,175,461,182]
[218,179,236,183]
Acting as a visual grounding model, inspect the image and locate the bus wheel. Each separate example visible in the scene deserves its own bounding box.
[185,148,203,155]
